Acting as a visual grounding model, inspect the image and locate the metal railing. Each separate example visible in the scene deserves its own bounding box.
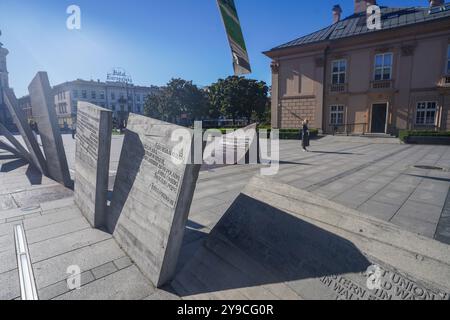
[328,123,368,136]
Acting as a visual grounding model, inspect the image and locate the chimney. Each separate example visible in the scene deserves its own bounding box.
[333,5,343,23]
[429,0,444,7]
[354,0,377,14]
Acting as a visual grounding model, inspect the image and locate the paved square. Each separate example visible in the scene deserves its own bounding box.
[1,134,449,299]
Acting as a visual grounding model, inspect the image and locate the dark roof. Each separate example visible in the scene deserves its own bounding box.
[270,3,450,51]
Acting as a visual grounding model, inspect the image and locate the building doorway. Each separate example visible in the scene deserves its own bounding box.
[371,103,388,133]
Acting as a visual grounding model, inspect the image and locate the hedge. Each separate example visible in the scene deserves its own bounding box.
[211,127,319,140]
[399,130,450,143]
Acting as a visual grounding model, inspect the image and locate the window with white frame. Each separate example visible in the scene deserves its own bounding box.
[332,60,347,84]
[416,102,437,125]
[447,44,450,74]
[374,53,393,81]
[330,105,345,125]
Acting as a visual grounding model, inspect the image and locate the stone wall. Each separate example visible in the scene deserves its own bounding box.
[280,97,316,129]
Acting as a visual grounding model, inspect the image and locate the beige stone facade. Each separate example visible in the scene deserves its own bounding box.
[265,1,450,134]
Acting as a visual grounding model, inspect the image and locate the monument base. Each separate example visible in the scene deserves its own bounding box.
[173,176,450,300]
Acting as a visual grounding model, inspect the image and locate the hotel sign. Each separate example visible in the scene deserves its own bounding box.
[106,68,133,84]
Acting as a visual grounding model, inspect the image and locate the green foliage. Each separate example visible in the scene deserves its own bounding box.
[207,127,319,140]
[208,76,269,125]
[143,78,209,122]
[144,76,270,125]
[399,130,450,142]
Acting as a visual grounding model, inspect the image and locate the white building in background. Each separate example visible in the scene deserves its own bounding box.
[19,78,158,129]
[0,40,13,128]
[53,79,158,128]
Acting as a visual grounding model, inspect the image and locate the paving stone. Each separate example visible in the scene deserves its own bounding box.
[91,262,118,279]
[0,194,17,211]
[26,217,90,245]
[40,197,75,212]
[54,265,154,300]
[409,187,449,207]
[113,256,133,270]
[394,200,444,225]
[391,215,437,238]
[29,228,112,263]
[38,271,95,300]
[0,269,20,300]
[358,200,402,221]
[24,207,81,230]
[143,288,180,300]
[371,189,411,206]
[33,239,124,289]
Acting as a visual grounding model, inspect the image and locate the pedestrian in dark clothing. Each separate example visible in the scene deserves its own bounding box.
[71,122,76,139]
[301,119,310,152]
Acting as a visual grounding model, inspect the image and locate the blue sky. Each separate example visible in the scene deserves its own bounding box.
[0,0,426,96]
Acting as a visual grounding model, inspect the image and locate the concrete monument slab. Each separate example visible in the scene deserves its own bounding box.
[173,176,450,300]
[0,122,32,162]
[203,123,259,165]
[3,88,47,174]
[74,102,112,228]
[108,114,201,287]
[28,72,71,187]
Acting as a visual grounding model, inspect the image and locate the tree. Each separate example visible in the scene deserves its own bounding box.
[208,76,269,125]
[143,78,210,124]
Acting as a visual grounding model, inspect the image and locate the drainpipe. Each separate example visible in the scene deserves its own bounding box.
[322,46,329,134]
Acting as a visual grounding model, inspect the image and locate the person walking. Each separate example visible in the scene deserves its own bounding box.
[71,121,76,139]
[301,119,310,152]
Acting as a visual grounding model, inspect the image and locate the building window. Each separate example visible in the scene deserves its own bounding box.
[82,90,87,99]
[331,60,346,84]
[330,105,344,125]
[73,90,78,98]
[136,104,141,113]
[111,92,115,100]
[447,44,450,74]
[111,104,116,111]
[100,91,105,100]
[416,102,437,125]
[374,53,393,81]
[91,91,96,99]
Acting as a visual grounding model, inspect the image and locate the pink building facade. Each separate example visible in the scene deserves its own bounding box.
[265,0,450,134]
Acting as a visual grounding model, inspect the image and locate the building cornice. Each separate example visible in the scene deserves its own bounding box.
[264,15,450,59]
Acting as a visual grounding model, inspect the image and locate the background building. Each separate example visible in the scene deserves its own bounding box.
[18,78,158,130]
[0,39,13,129]
[265,0,450,135]
[51,79,158,129]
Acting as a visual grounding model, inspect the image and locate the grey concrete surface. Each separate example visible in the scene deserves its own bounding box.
[108,114,201,288]
[28,72,71,187]
[173,176,450,300]
[3,88,48,174]
[74,102,112,228]
[1,134,450,300]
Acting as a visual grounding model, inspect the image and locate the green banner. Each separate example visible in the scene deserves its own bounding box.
[217,0,251,75]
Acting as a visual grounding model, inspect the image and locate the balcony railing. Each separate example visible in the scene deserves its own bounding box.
[371,79,394,90]
[329,83,347,93]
